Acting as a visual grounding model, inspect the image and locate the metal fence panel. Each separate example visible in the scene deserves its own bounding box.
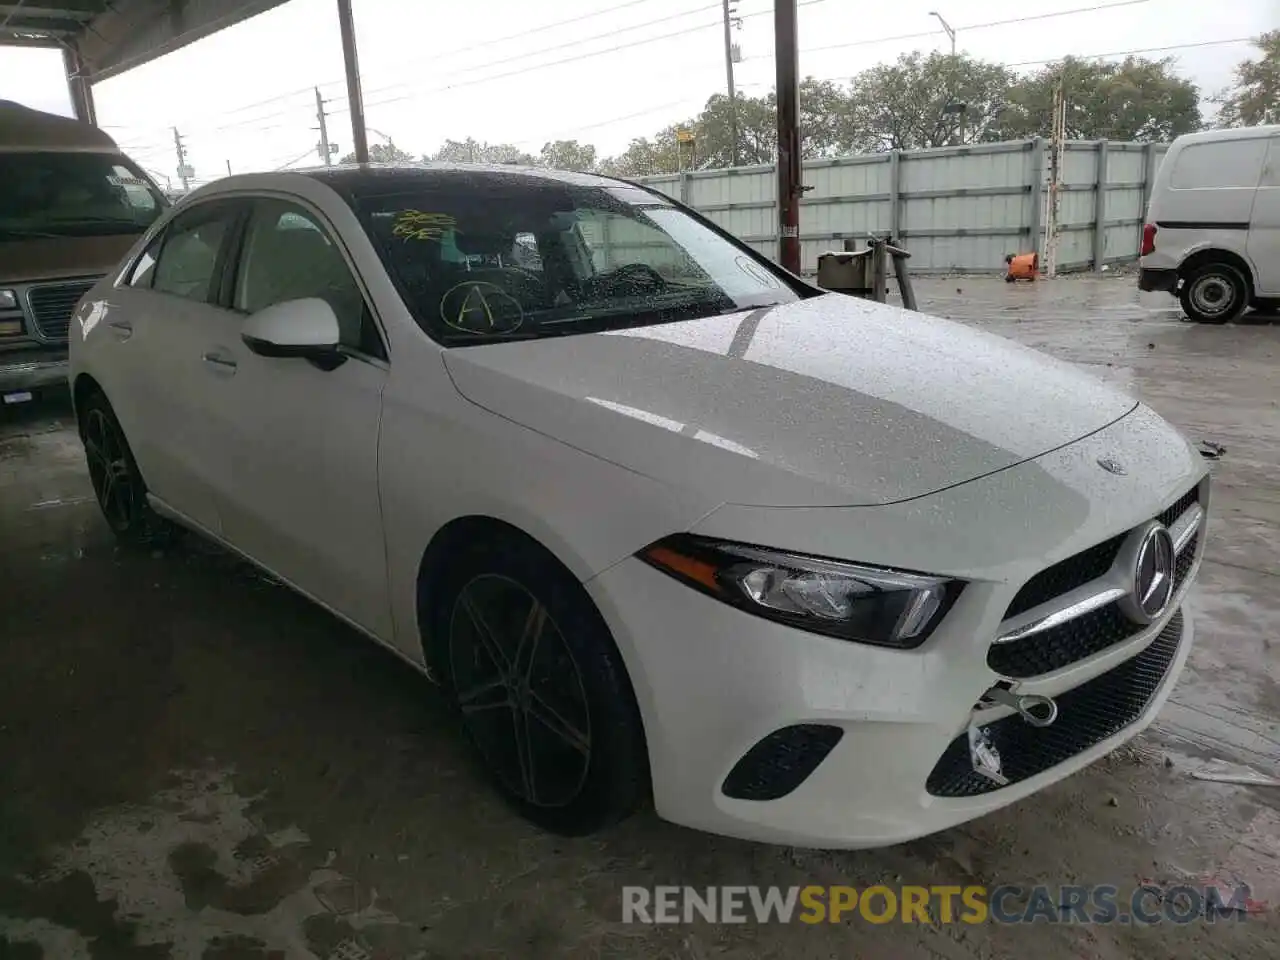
[635,137,1169,275]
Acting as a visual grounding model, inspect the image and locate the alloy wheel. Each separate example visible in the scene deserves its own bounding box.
[448,574,592,808]
[83,408,138,531]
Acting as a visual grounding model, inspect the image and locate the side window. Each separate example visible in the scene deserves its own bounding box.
[127,234,163,288]
[152,208,234,303]
[235,200,384,358]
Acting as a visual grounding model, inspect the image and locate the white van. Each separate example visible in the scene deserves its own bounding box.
[1139,125,1279,323]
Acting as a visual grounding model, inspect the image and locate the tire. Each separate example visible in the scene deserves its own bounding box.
[78,390,178,546]
[428,532,647,835]
[1179,262,1249,324]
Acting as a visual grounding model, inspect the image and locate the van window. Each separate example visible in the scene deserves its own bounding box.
[0,152,166,240]
[1170,139,1268,190]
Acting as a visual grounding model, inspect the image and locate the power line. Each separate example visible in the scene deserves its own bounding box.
[1001,36,1255,69]
[274,146,320,171]
[743,0,1155,60]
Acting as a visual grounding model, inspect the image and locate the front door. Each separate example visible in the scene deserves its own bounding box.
[198,196,392,638]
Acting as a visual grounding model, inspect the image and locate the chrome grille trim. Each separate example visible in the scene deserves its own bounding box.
[995,498,1205,645]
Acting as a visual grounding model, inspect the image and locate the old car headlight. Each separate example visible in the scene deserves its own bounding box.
[638,534,962,648]
[0,290,17,310]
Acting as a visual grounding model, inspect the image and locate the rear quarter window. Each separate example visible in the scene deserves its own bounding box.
[1170,139,1268,190]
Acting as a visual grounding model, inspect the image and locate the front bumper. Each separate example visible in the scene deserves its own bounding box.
[1138,267,1179,293]
[0,353,69,394]
[590,559,1194,849]
[586,406,1207,849]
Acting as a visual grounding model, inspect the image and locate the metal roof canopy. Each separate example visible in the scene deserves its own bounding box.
[0,0,372,162]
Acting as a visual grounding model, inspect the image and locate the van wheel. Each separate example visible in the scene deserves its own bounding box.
[1180,262,1248,324]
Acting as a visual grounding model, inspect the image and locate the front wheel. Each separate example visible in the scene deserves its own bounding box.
[1179,262,1249,324]
[430,533,647,835]
[79,391,177,546]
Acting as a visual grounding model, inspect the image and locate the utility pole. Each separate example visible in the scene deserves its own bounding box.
[929,10,956,55]
[315,86,333,165]
[721,0,740,168]
[172,127,190,193]
[774,0,802,275]
[336,0,369,164]
[225,159,232,176]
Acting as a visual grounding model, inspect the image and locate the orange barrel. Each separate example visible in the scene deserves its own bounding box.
[1005,252,1039,281]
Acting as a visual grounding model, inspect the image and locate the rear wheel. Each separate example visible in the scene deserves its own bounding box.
[1179,262,1249,324]
[430,532,647,835]
[79,391,177,546]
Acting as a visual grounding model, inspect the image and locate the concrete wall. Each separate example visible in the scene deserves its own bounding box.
[637,138,1171,275]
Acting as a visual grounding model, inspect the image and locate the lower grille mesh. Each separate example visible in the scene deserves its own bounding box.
[722,724,843,801]
[927,611,1183,798]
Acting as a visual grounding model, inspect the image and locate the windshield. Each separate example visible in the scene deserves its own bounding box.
[0,151,166,240]
[355,180,802,344]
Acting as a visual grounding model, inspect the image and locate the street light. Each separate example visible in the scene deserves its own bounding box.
[929,10,956,55]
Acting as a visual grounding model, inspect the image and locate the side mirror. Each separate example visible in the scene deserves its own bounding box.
[242,298,345,370]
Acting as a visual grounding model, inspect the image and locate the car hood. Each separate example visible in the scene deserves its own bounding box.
[0,234,138,284]
[443,294,1138,507]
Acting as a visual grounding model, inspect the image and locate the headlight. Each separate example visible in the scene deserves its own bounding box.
[0,290,17,310]
[638,534,962,648]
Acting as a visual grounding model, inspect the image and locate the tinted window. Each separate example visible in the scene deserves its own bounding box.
[0,152,166,240]
[354,179,798,345]
[235,199,381,356]
[152,207,233,303]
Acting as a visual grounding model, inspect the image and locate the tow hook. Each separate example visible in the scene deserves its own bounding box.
[980,684,1058,728]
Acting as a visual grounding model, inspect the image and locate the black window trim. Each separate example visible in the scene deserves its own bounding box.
[221,189,390,366]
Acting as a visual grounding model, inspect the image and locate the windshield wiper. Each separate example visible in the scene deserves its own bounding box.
[0,228,66,240]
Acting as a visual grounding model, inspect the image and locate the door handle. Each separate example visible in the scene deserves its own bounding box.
[107,320,133,341]
[201,352,238,372]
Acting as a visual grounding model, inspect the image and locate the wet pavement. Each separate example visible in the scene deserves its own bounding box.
[1,275,1277,959]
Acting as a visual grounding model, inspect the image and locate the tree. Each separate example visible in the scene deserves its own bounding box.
[429,137,537,165]
[599,127,682,177]
[539,139,598,171]
[1214,32,1279,127]
[844,52,1014,151]
[999,57,1202,141]
[338,141,415,165]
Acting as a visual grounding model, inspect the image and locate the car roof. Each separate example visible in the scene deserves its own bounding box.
[1170,124,1280,148]
[0,100,120,153]
[298,162,633,194]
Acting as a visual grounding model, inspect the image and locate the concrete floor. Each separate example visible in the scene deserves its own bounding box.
[1,275,1277,959]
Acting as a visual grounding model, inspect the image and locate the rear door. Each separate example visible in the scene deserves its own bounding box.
[1247,135,1280,296]
[99,199,244,534]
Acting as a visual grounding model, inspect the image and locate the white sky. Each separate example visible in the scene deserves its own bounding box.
[0,0,1274,188]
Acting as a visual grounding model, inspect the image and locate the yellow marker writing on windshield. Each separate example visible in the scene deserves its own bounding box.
[392,210,457,241]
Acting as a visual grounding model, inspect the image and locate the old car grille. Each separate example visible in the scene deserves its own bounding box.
[990,485,1201,679]
[928,611,1183,797]
[26,281,95,341]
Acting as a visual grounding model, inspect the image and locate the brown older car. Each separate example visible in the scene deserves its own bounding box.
[1,101,168,401]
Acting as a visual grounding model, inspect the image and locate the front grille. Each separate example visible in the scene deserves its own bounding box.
[989,602,1140,678]
[26,281,94,340]
[928,611,1183,797]
[1175,533,1198,590]
[1005,534,1125,619]
[722,724,843,801]
[1004,486,1200,620]
[1158,486,1200,530]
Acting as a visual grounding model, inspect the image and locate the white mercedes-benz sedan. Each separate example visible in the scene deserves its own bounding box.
[68,165,1209,848]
